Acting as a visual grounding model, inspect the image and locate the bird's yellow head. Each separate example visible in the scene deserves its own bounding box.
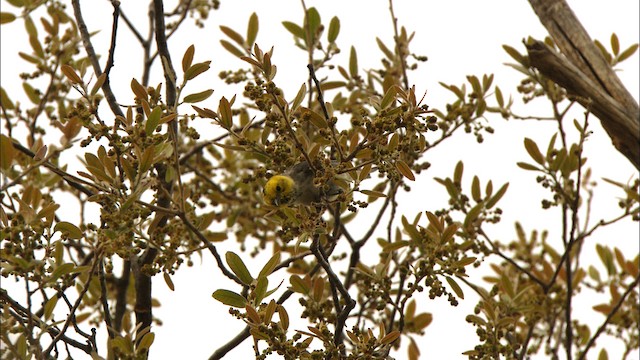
[263,174,296,206]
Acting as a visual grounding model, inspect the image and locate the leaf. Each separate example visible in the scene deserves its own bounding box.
[145,106,162,134]
[380,331,400,345]
[349,46,358,78]
[184,61,211,81]
[503,44,524,64]
[380,85,398,110]
[304,7,321,44]
[61,64,82,84]
[617,43,639,62]
[454,161,464,184]
[277,305,289,330]
[291,83,306,112]
[289,275,310,294]
[23,82,41,104]
[0,134,15,170]
[218,96,233,129]
[212,289,247,308]
[524,138,545,165]
[471,176,481,202]
[183,89,214,103]
[517,162,540,171]
[258,252,281,279]
[90,73,107,96]
[225,251,254,285]
[182,44,195,72]
[282,21,304,39]
[246,13,259,46]
[0,12,16,24]
[219,25,245,46]
[131,78,148,100]
[50,263,75,283]
[220,40,245,58]
[43,296,58,320]
[163,273,175,291]
[396,160,415,181]
[610,33,619,56]
[54,221,83,239]
[445,276,464,299]
[495,86,504,107]
[486,183,509,209]
[137,332,155,351]
[327,16,340,43]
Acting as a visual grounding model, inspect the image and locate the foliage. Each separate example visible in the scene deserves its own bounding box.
[0,1,638,360]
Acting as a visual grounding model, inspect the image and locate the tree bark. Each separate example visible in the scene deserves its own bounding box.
[527,0,640,169]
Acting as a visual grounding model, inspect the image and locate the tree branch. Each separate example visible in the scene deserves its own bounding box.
[526,0,639,169]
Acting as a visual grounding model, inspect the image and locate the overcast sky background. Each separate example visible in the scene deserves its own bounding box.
[1,0,639,359]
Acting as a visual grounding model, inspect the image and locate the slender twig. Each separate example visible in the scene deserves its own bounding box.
[0,290,94,354]
[71,0,124,117]
[99,260,116,340]
[578,274,640,360]
[104,1,120,79]
[177,213,244,285]
[388,0,409,90]
[43,252,101,356]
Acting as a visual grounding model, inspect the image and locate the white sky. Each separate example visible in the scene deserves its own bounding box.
[1,0,639,359]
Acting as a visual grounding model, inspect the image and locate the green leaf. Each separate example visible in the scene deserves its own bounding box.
[225,251,254,285]
[327,16,340,43]
[220,40,245,58]
[220,25,245,46]
[380,85,398,110]
[445,276,464,299]
[43,296,58,320]
[246,13,259,46]
[349,46,358,78]
[212,289,247,308]
[54,221,83,239]
[289,275,310,294]
[524,138,545,165]
[254,277,268,304]
[50,263,75,283]
[163,272,175,291]
[0,134,15,170]
[517,162,540,171]
[183,89,214,103]
[617,43,639,62]
[137,332,155,352]
[454,161,463,184]
[610,33,619,55]
[282,21,304,39]
[471,176,481,202]
[184,61,211,81]
[145,106,162,134]
[182,44,195,73]
[486,183,508,209]
[396,160,415,181]
[23,82,41,104]
[258,252,281,279]
[503,44,524,64]
[291,83,306,112]
[0,12,16,24]
[305,7,321,44]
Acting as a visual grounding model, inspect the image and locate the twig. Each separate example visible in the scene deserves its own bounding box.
[0,290,94,354]
[43,252,101,356]
[71,0,124,118]
[578,274,640,360]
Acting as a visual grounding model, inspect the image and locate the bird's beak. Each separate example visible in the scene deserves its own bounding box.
[273,194,281,206]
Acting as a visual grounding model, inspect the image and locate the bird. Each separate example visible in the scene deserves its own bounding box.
[263,161,343,206]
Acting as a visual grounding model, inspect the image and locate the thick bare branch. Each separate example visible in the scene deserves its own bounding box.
[526,0,640,169]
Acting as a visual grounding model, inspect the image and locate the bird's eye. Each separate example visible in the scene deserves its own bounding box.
[275,185,281,191]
